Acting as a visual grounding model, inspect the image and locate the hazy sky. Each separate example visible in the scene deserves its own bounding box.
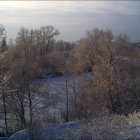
[0,1,140,42]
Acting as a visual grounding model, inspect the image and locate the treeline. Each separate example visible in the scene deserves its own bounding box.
[0,24,140,138]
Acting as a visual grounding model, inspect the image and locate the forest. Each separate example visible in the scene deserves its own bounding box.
[0,24,140,140]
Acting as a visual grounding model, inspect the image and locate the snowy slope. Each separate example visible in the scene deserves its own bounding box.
[10,121,84,140]
[0,138,9,140]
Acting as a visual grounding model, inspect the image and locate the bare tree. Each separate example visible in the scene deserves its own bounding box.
[0,25,11,135]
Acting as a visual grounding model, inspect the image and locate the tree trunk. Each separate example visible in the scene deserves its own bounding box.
[28,89,33,140]
[20,102,26,129]
[2,91,8,135]
[65,74,69,122]
[73,79,80,120]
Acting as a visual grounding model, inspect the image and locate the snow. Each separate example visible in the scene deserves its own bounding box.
[0,138,9,140]
[10,121,84,140]
[10,129,29,140]
[5,73,140,139]
[32,73,89,123]
[7,115,140,140]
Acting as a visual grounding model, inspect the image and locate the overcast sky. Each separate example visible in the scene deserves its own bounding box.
[0,1,140,42]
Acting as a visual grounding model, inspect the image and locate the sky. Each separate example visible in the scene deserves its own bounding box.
[0,1,140,42]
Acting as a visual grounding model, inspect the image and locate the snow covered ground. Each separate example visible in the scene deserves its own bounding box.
[7,115,140,140]
[10,121,84,140]
[0,138,9,140]
[2,73,140,139]
[2,112,140,140]
[34,73,88,123]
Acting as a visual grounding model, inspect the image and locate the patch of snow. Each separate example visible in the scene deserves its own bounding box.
[0,138,9,140]
[10,121,84,140]
[10,129,29,140]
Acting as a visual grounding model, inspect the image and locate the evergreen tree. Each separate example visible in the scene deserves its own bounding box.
[1,37,7,52]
